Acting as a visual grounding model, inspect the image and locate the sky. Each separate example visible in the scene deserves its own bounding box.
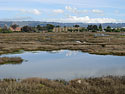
[0,0,125,23]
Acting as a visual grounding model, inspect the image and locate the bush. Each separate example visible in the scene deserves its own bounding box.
[2,30,13,33]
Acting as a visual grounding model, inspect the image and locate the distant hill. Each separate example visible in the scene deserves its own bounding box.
[0,21,125,28]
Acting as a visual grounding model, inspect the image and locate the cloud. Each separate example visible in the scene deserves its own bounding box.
[65,6,78,14]
[65,6,104,15]
[66,6,105,14]
[20,9,41,15]
[65,6,89,14]
[33,9,41,15]
[92,9,104,14]
[53,9,64,14]
[65,6,72,11]
[48,16,121,23]
[0,7,41,15]
[0,16,32,21]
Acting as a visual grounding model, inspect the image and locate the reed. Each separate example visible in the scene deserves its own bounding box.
[0,76,124,94]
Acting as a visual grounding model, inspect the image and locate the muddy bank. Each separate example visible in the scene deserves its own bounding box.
[0,32,125,56]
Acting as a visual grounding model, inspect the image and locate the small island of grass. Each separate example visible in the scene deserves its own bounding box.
[0,57,23,65]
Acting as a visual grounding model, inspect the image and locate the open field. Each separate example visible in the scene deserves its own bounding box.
[0,76,124,94]
[0,32,125,55]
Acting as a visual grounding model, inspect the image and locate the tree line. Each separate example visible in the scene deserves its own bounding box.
[0,24,125,33]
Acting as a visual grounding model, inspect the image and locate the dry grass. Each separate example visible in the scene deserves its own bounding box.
[0,76,124,94]
[0,32,124,93]
[0,57,23,65]
[0,32,125,55]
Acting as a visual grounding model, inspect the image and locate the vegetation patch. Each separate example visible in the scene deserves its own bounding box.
[0,57,23,65]
[0,32,125,56]
[0,76,124,94]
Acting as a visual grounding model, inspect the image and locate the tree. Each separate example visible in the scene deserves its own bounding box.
[37,25,42,31]
[11,24,19,29]
[87,25,93,31]
[21,26,33,32]
[46,24,55,29]
[56,25,60,27]
[73,25,80,27]
[105,26,112,32]
[112,28,121,32]
[99,24,102,31]
[0,28,2,32]
[93,25,98,32]
[120,28,125,32]
[68,29,73,32]
[46,24,55,32]
[87,25,98,32]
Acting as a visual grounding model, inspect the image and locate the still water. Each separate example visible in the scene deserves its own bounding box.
[0,50,125,80]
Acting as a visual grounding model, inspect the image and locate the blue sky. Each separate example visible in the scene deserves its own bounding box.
[0,0,125,23]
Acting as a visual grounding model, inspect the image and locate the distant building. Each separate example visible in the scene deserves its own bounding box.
[53,27,83,32]
[9,27,22,32]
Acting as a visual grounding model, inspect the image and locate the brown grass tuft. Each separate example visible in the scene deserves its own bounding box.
[0,57,23,64]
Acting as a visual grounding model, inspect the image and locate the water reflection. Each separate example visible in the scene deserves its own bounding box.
[0,50,125,80]
[0,62,22,66]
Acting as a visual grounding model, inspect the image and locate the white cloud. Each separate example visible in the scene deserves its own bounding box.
[65,6,89,14]
[20,9,41,15]
[48,16,121,23]
[66,6,105,14]
[92,9,104,14]
[65,6,72,11]
[65,6,78,13]
[33,9,41,15]
[53,9,64,14]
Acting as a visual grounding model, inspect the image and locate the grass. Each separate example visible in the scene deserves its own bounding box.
[0,32,124,93]
[0,57,23,65]
[0,76,124,94]
[0,32,125,56]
